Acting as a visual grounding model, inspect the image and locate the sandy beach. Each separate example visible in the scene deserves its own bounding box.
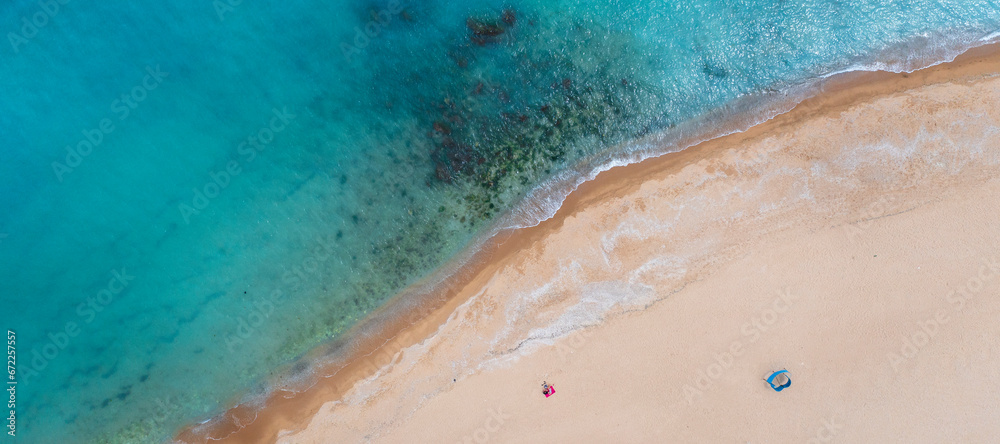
[190,45,1000,443]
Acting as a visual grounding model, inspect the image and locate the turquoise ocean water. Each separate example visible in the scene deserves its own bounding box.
[1,0,998,442]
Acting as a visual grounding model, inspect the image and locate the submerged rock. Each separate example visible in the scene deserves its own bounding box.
[433,121,452,135]
[467,18,505,45]
[501,9,517,26]
[466,9,517,45]
[413,11,664,229]
[466,18,506,37]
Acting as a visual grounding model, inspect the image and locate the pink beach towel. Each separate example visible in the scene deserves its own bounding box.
[544,385,555,398]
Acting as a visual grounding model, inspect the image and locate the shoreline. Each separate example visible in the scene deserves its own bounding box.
[175,42,1000,443]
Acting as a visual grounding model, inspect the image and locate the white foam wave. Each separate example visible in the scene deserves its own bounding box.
[981,31,1000,42]
[824,29,998,77]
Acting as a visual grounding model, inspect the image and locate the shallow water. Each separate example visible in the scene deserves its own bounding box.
[0,0,997,442]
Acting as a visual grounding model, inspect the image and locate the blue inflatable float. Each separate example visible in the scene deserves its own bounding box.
[766,370,791,392]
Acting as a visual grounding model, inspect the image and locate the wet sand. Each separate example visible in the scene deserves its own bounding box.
[179,43,1000,443]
